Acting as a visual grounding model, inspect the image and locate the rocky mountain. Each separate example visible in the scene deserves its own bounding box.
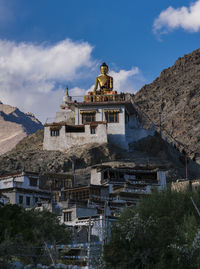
[1,48,200,181]
[1,129,200,182]
[0,102,43,154]
[134,48,200,163]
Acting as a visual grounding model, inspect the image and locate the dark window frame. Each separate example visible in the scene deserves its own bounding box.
[66,125,85,133]
[19,195,23,204]
[90,126,96,134]
[26,196,30,206]
[50,130,60,136]
[29,177,38,187]
[82,113,96,124]
[64,211,72,222]
[105,111,119,123]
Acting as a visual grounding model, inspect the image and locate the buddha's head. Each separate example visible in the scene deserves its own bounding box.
[100,62,109,75]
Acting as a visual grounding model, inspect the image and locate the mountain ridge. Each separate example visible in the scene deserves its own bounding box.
[0,103,43,155]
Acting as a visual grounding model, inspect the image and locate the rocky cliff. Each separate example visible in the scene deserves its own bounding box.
[0,102,43,154]
[1,129,200,182]
[134,48,200,162]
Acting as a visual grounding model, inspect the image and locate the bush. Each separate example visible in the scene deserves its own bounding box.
[0,205,71,267]
[104,189,200,269]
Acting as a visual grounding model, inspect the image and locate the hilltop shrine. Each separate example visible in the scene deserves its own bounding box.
[43,63,154,151]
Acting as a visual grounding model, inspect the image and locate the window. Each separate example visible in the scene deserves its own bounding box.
[50,130,60,136]
[90,126,96,134]
[26,196,30,206]
[29,177,38,187]
[64,211,72,222]
[54,179,59,188]
[82,113,96,124]
[104,171,109,179]
[82,191,89,200]
[110,171,115,179]
[105,111,119,123]
[66,125,85,133]
[19,195,23,204]
[35,197,38,204]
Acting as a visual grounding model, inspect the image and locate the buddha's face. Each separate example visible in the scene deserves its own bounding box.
[100,66,108,75]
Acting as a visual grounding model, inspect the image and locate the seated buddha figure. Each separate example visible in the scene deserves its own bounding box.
[93,62,113,95]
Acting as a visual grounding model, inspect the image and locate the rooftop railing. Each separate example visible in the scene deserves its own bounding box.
[84,93,126,103]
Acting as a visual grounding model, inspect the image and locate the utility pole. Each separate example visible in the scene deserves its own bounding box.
[182,149,189,180]
[190,197,200,218]
[72,157,76,186]
[88,216,92,269]
[103,201,107,246]
[185,155,188,180]
[44,242,57,269]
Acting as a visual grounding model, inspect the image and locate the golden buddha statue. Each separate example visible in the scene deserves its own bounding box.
[93,62,113,95]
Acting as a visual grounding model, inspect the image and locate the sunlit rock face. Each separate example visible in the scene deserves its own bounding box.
[0,102,43,155]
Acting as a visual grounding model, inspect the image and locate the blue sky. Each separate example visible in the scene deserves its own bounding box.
[0,0,200,122]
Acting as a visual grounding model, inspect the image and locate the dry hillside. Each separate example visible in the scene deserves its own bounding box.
[134,48,200,162]
[1,130,200,182]
[0,102,43,154]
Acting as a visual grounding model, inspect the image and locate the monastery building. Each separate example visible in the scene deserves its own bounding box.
[43,63,154,151]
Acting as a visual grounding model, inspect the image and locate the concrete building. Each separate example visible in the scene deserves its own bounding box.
[91,162,166,191]
[0,194,9,206]
[43,91,154,151]
[0,172,50,208]
[171,178,200,192]
[90,162,166,213]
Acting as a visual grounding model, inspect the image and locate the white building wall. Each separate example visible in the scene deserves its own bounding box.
[43,124,107,151]
[56,110,75,123]
[15,192,50,207]
[125,114,155,144]
[90,169,102,185]
[44,100,156,151]
[157,171,166,190]
[1,189,49,207]
[62,206,97,223]
[0,178,14,189]
[0,175,38,190]
[75,105,127,148]
[0,174,50,208]
[2,191,17,204]
[107,107,126,148]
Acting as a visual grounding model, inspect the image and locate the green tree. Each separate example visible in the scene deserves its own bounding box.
[0,205,71,267]
[104,189,200,269]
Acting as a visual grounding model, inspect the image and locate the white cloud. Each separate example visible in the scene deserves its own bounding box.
[110,67,140,93]
[0,38,143,123]
[70,87,87,97]
[153,0,200,34]
[0,39,94,122]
